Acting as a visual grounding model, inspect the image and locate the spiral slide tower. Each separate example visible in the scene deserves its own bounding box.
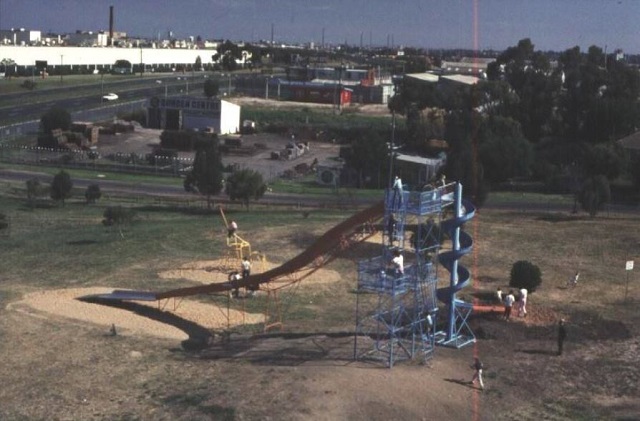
[435,183,476,348]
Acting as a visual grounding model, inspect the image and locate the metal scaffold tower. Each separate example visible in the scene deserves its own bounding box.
[354,185,450,367]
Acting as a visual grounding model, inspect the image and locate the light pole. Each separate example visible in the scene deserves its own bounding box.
[60,55,63,84]
[388,110,396,187]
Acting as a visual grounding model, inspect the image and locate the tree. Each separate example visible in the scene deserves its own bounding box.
[184,139,224,208]
[443,110,490,206]
[225,169,267,209]
[194,55,202,71]
[510,260,542,292]
[112,59,132,74]
[219,40,241,71]
[50,170,73,205]
[487,39,559,143]
[578,175,611,217]
[344,129,389,188]
[583,143,626,181]
[25,178,44,208]
[478,115,533,183]
[102,206,135,238]
[204,79,219,98]
[39,106,71,147]
[85,184,102,204]
[0,58,16,77]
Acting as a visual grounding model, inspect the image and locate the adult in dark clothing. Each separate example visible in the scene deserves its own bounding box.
[557,319,567,355]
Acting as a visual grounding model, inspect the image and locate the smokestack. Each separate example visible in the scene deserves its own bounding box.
[109,5,114,46]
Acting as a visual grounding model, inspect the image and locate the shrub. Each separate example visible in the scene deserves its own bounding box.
[102,206,135,226]
[578,175,611,217]
[509,260,542,292]
[85,184,102,204]
[21,80,37,90]
[0,213,8,231]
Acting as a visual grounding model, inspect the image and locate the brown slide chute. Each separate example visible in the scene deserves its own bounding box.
[156,201,383,299]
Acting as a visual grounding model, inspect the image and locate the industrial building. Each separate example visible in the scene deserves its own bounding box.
[147,96,240,134]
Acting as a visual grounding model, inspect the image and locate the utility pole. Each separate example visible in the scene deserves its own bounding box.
[388,110,396,187]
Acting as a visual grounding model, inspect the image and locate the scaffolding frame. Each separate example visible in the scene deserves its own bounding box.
[354,187,446,367]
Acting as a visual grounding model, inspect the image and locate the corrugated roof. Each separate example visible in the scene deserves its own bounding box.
[440,74,480,85]
[406,73,440,83]
[396,153,443,166]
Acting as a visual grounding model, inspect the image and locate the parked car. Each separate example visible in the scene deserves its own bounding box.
[102,93,119,101]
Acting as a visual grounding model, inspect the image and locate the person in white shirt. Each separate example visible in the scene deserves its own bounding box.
[518,288,528,317]
[241,256,257,297]
[391,249,404,276]
[503,290,515,320]
[392,175,403,207]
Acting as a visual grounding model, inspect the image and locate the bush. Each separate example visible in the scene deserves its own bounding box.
[21,80,37,90]
[0,213,8,231]
[578,175,611,217]
[85,184,102,204]
[102,206,135,226]
[509,260,542,292]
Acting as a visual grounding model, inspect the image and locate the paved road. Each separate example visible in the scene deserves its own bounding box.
[1,167,637,214]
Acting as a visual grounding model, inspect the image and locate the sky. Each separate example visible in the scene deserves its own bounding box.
[2,0,639,54]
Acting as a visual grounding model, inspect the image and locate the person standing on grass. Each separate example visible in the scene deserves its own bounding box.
[557,319,567,355]
[496,287,503,304]
[470,357,485,390]
[504,290,515,320]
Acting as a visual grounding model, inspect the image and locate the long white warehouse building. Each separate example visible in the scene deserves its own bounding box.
[0,46,214,67]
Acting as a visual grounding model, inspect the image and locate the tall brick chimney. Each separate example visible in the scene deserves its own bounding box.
[109,5,114,46]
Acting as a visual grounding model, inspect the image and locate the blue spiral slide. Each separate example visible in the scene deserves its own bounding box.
[436,194,476,347]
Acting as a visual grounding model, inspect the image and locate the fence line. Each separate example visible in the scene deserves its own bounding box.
[0,143,192,177]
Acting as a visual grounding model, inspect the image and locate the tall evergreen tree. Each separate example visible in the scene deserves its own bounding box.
[184,139,224,208]
[50,170,73,206]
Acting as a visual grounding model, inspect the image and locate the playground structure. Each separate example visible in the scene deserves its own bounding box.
[353,182,475,367]
[84,182,475,368]
[219,207,252,264]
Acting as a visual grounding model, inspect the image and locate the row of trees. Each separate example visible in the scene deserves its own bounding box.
[349,38,640,213]
[25,170,100,207]
[182,136,267,208]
